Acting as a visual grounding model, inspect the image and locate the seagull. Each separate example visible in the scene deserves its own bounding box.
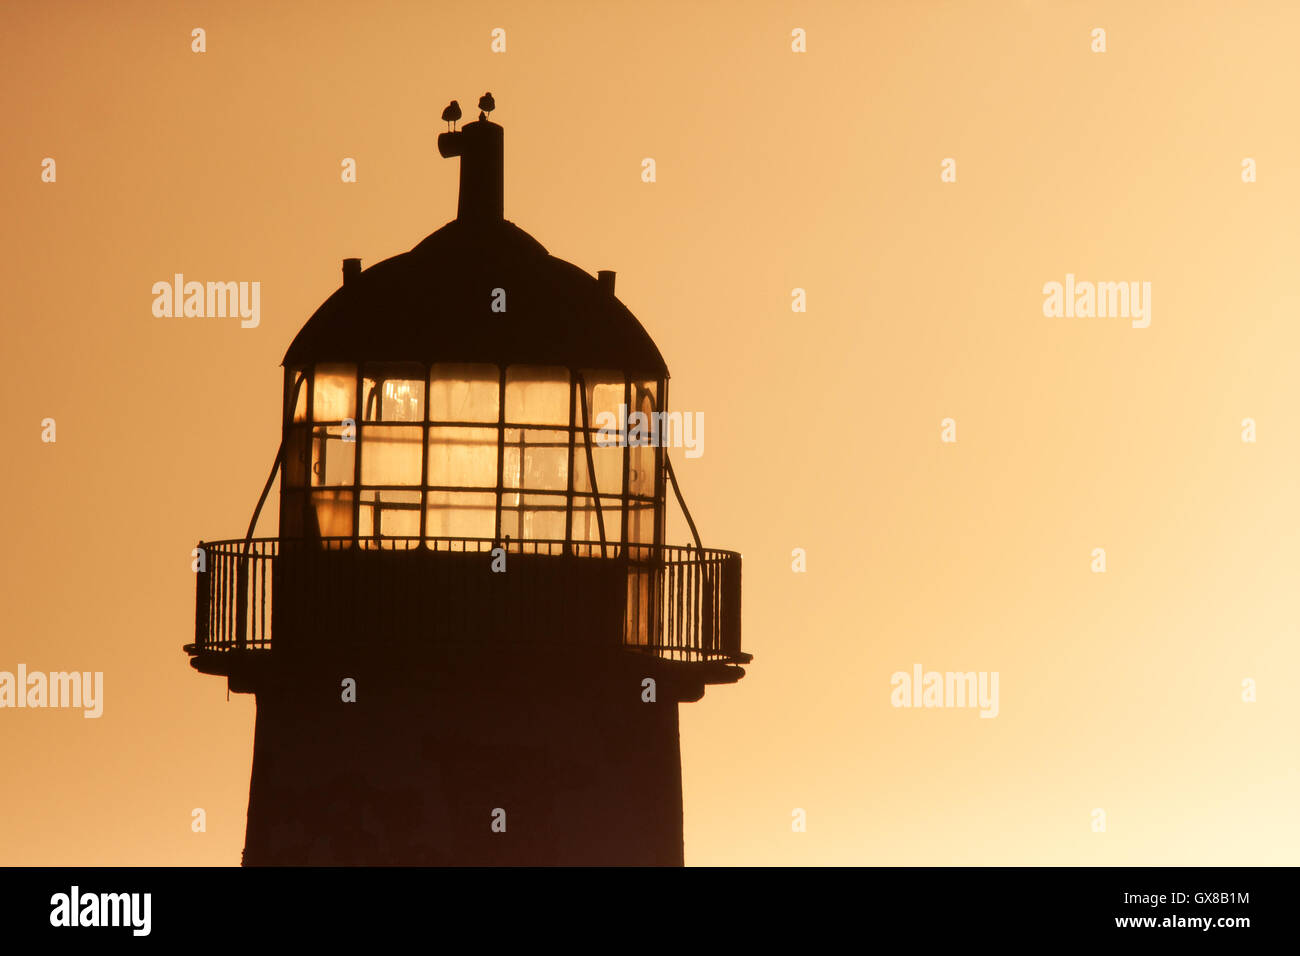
[478,92,495,120]
[441,100,462,131]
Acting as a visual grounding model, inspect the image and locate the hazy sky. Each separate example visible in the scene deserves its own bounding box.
[2,0,1298,865]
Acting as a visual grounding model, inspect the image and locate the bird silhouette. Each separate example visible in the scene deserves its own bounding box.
[441,100,462,131]
[478,92,495,120]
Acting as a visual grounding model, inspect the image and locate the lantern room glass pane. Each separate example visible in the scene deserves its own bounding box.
[572,496,623,544]
[628,384,657,496]
[505,366,570,426]
[425,491,495,539]
[363,363,426,422]
[359,489,421,541]
[634,380,658,413]
[578,374,625,430]
[288,370,308,423]
[573,441,623,496]
[360,425,423,485]
[428,426,497,488]
[627,501,655,544]
[628,443,655,496]
[311,426,356,486]
[500,493,568,542]
[503,428,569,491]
[429,363,499,423]
[311,490,354,538]
[284,425,309,488]
[312,363,356,421]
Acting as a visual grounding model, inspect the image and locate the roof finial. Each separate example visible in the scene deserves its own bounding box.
[437,97,504,222]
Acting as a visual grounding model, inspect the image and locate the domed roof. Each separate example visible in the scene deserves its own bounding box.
[282,116,667,378]
[282,217,667,377]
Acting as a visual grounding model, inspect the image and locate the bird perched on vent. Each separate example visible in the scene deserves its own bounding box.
[478,92,495,121]
[441,100,462,131]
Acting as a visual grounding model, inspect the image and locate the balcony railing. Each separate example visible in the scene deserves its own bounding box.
[190,537,744,665]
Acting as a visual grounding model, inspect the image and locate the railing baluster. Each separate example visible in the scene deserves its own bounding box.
[208,549,216,648]
[260,547,268,646]
[218,549,226,648]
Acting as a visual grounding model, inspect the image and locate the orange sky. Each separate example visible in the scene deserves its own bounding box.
[2,0,1299,865]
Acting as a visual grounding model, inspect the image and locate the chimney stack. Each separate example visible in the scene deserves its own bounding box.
[438,119,504,222]
[342,258,362,285]
[597,270,616,296]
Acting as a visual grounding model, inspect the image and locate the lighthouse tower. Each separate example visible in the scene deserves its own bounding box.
[185,104,747,866]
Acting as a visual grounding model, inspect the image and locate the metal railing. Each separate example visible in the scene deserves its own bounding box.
[191,537,742,664]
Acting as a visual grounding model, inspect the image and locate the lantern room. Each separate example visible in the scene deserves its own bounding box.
[275,115,674,559]
[279,361,663,556]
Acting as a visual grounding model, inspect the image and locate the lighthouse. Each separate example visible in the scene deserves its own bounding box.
[185,102,748,866]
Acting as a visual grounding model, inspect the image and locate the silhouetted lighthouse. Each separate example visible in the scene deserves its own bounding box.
[185,103,747,866]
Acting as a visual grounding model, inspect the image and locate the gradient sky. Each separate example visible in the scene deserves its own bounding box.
[2,0,1298,865]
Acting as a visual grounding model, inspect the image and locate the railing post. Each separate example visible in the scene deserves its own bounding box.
[194,541,209,648]
[722,554,742,658]
[235,552,249,651]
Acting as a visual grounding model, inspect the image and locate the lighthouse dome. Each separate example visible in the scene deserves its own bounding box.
[282,215,667,378]
[283,117,665,378]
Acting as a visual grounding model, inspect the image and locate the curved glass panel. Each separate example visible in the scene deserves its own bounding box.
[505,366,569,426]
[312,363,356,422]
[430,364,499,423]
[360,425,422,485]
[428,426,497,488]
[363,363,425,422]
